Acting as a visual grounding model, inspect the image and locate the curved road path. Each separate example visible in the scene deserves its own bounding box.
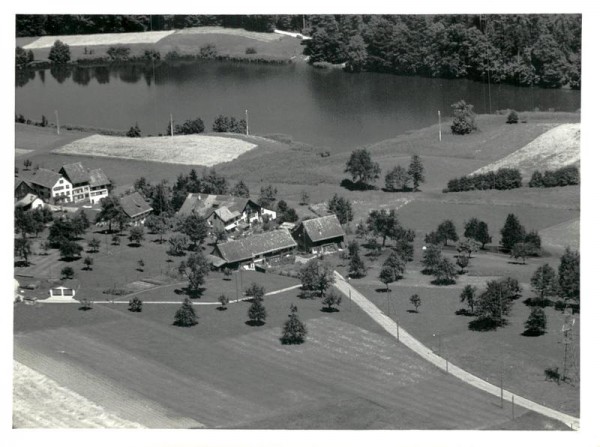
[333,271,580,430]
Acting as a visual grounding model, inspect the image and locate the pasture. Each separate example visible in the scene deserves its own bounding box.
[52,134,258,166]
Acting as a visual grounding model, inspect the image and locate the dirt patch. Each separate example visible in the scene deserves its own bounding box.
[53,134,257,166]
[23,30,175,49]
[471,123,580,178]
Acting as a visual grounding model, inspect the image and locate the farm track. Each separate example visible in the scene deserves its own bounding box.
[333,272,579,429]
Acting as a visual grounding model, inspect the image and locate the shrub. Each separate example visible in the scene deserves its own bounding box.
[174,297,198,327]
[281,304,307,344]
[198,43,218,58]
[245,47,257,54]
[544,367,560,383]
[523,307,547,335]
[128,297,143,312]
[61,266,74,279]
[506,110,519,124]
[450,100,477,135]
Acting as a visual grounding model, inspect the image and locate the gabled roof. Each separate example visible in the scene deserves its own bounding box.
[60,162,89,185]
[88,168,110,187]
[298,214,345,243]
[216,230,297,263]
[18,169,62,189]
[213,206,241,223]
[15,193,41,208]
[177,193,258,219]
[120,192,153,219]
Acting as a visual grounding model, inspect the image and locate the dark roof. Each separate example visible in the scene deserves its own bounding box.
[216,230,297,263]
[60,162,89,184]
[88,168,110,187]
[18,169,62,189]
[298,214,345,243]
[120,192,153,219]
[177,193,255,219]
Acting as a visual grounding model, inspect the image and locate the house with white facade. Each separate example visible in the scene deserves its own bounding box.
[59,162,111,204]
[17,168,73,204]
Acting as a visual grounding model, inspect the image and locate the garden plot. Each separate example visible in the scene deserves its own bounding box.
[23,30,175,49]
[174,26,283,42]
[53,134,258,166]
[470,123,580,178]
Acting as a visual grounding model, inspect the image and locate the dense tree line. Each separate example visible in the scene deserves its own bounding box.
[303,14,581,89]
[445,168,522,192]
[528,166,579,188]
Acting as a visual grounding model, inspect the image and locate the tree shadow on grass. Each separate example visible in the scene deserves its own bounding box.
[14,260,29,268]
[521,329,546,337]
[523,297,555,308]
[340,179,378,191]
[127,243,142,248]
[375,288,390,293]
[455,308,475,317]
[406,309,418,314]
[431,278,456,286]
[468,317,506,332]
[216,306,227,311]
[507,261,526,265]
[245,320,265,327]
[320,307,339,313]
[175,287,205,298]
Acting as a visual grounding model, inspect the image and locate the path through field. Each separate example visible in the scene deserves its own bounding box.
[332,272,579,429]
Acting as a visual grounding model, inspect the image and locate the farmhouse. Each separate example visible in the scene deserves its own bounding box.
[16,169,72,204]
[213,230,297,269]
[292,214,345,254]
[59,162,111,204]
[178,193,276,232]
[120,192,153,225]
[15,193,45,211]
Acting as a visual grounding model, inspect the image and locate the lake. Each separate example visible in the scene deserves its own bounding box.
[15,61,581,151]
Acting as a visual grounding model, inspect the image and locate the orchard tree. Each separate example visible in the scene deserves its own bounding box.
[126,123,141,137]
[129,297,143,312]
[421,244,442,274]
[506,110,519,124]
[382,251,405,281]
[464,219,492,249]
[436,220,459,246]
[500,213,526,252]
[407,155,425,191]
[396,239,415,263]
[179,214,208,248]
[299,190,310,206]
[299,259,334,297]
[558,247,580,304]
[96,196,126,233]
[218,294,230,310]
[409,294,422,312]
[48,40,71,64]
[14,237,32,266]
[456,254,469,274]
[88,237,101,253]
[366,209,398,247]
[384,165,410,191]
[473,279,515,327]
[530,264,559,301]
[349,250,366,278]
[355,221,368,239]
[59,240,83,260]
[258,184,278,209]
[451,100,477,135]
[145,213,170,243]
[344,148,381,188]
[61,266,75,279]
[524,307,547,336]
[433,257,458,285]
[174,297,198,327]
[245,282,266,302]
[328,194,354,225]
[83,256,94,271]
[456,238,479,259]
[511,242,536,264]
[168,234,189,256]
[180,253,210,294]
[460,285,477,314]
[247,299,267,325]
[322,289,342,311]
[128,226,145,246]
[281,304,307,344]
[231,180,250,198]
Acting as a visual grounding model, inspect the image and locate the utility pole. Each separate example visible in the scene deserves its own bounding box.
[438,110,442,142]
[55,110,60,135]
[170,113,174,137]
[245,109,249,136]
[387,289,390,316]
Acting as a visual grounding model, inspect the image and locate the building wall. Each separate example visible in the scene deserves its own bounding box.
[51,178,73,203]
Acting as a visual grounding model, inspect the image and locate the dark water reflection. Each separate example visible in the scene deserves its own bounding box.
[15,61,580,150]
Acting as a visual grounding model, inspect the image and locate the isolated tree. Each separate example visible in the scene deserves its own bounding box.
[474,279,515,327]
[421,244,442,274]
[247,299,267,325]
[245,282,266,302]
[168,234,189,256]
[179,213,208,249]
[355,221,368,239]
[384,165,410,191]
[379,266,396,291]
[128,297,143,312]
[328,194,354,225]
[137,258,145,271]
[523,230,542,251]
[511,242,536,264]
[366,209,398,247]
[322,289,342,311]
[59,240,83,260]
[174,297,198,327]
[88,237,101,253]
[75,209,91,231]
[180,252,210,293]
[258,184,278,209]
[424,231,443,245]
[78,298,94,311]
[145,213,170,243]
[436,220,459,246]
[348,250,366,278]
[281,304,307,344]
[500,213,526,251]
[382,251,405,281]
[409,294,421,312]
[460,285,477,314]
[23,158,33,170]
[524,307,547,335]
[451,100,477,135]
[558,247,580,304]
[299,190,310,206]
[126,123,141,137]
[299,259,334,297]
[111,235,121,246]
[407,155,425,191]
[48,40,71,64]
[61,266,74,279]
[14,237,32,266]
[396,239,415,263]
[344,148,381,187]
[348,239,360,258]
[464,218,492,249]
[96,196,125,233]
[531,264,559,301]
[218,294,230,310]
[506,110,519,124]
[128,226,145,246]
[83,256,94,271]
[433,257,458,284]
[456,238,479,259]
[456,255,469,274]
[231,180,250,198]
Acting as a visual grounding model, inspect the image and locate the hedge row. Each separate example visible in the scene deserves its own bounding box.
[444,168,522,193]
[529,166,579,188]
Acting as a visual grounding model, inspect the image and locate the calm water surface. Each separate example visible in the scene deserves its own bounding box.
[15,61,581,151]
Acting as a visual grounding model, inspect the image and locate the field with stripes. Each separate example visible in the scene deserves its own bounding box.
[14,295,568,429]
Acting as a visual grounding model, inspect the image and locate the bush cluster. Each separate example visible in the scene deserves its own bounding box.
[445,168,522,192]
[528,166,579,188]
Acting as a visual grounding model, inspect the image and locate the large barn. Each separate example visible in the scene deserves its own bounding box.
[213,230,297,269]
[292,214,345,254]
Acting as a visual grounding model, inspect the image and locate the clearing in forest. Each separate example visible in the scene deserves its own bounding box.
[23,30,176,49]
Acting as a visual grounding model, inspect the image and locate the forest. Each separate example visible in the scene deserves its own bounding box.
[16,14,581,89]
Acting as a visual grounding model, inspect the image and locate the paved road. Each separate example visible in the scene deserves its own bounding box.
[332,271,580,430]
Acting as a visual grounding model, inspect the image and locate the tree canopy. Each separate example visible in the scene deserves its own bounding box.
[344,148,381,187]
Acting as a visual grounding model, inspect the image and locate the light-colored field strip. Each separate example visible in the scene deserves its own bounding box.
[23,30,175,49]
[15,148,35,157]
[53,134,257,166]
[175,26,282,42]
[471,123,580,176]
[333,271,580,430]
[13,360,145,428]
